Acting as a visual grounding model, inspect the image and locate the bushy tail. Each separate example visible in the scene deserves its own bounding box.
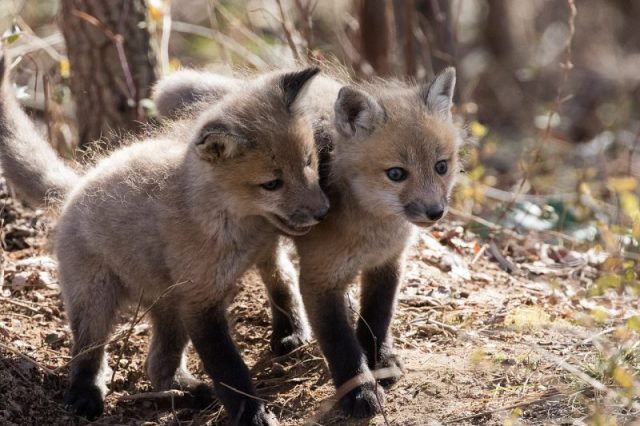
[0,51,79,207]
[152,69,242,119]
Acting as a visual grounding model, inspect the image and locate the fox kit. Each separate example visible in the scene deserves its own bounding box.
[0,54,328,425]
[154,67,461,418]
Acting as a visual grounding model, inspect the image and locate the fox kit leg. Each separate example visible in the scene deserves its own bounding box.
[182,302,277,426]
[299,269,384,419]
[256,242,308,355]
[356,255,405,386]
[61,264,123,420]
[146,300,214,407]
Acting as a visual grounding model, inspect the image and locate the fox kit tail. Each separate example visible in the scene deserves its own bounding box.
[152,69,243,119]
[0,52,79,206]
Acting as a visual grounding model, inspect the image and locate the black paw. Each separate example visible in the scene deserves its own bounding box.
[270,331,306,356]
[372,353,405,387]
[64,383,104,420]
[185,382,215,409]
[234,406,279,426]
[339,383,385,418]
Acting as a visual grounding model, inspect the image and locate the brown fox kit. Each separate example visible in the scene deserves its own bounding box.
[155,66,461,418]
[0,54,328,425]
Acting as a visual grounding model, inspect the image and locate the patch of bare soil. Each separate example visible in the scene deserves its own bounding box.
[1,176,636,425]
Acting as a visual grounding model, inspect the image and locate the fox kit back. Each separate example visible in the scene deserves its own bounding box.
[0,54,327,425]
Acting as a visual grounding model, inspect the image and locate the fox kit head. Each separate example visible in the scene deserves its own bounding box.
[189,68,329,236]
[333,68,460,227]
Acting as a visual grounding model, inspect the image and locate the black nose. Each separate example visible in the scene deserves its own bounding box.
[425,205,445,221]
[313,205,329,221]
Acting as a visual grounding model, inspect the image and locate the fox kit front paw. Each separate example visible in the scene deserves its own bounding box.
[64,382,104,420]
[246,407,279,426]
[338,382,385,418]
[270,329,307,356]
[371,351,405,387]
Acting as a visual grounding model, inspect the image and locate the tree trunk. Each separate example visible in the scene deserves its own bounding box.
[359,0,393,76]
[59,0,157,148]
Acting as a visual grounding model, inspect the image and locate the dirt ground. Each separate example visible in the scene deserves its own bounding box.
[1,175,637,426]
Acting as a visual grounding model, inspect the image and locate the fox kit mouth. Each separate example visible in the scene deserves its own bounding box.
[408,218,437,228]
[267,214,314,236]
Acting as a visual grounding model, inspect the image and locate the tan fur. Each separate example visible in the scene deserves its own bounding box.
[287,70,461,418]
[0,54,327,425]
[153,66,462,418]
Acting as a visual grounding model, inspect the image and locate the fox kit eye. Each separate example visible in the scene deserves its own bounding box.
[260,179,283,191]
[306,155,313,167]
[386,167,408,182]
[435,160,448,175]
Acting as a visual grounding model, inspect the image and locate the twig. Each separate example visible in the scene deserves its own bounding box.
[108,290,144,391]
[443,390,582,424]
[410,316,459,335]
[292,0,315,56]
[0,297,41,314]
[218,382,322,426]
[628,127,640,176]
[206,0,231,63]
[53,279,191,372]
[170,21,269,69]
[275,0,301,61]
[346,294,390,426]
[0,341,56,375]
[536,345,640,412]
[488,239,516,273]
[496,0,577,222]
[269,341,312,364]
[119,389,186,401]
[471,243,487,265]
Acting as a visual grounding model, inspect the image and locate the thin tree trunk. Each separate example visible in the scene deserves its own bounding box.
[359,0,393,76]
[59,0,157,148]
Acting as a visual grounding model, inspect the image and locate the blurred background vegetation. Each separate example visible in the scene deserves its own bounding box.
[0,0,638,294]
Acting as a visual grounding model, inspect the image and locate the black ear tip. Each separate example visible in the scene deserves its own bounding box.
[441,66,456,76]
[281,67,321,86]
[304,66,321,78]
[281,67,321,108]
[337,85,358,100]
[437,67,456,86]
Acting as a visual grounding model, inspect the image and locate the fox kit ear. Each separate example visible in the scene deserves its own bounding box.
[421,67,456,120]
[194,123,244,162]
[334,86,384,138]
[280,67,320,110]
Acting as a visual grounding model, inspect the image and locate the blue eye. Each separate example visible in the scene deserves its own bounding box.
[435,160,448,175]
[386,167,408,182]
[260,179,283,191]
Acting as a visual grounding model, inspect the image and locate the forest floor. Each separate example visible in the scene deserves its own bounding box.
[1,176,638,426]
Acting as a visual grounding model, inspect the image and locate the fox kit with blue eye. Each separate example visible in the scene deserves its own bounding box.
[0,53,327,425]
[153,66,462,419]
[293,68,461,418]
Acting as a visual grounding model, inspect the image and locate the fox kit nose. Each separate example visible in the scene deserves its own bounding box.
[289,203,329,224]
[425,204,445,221]
[312,205,329,221]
